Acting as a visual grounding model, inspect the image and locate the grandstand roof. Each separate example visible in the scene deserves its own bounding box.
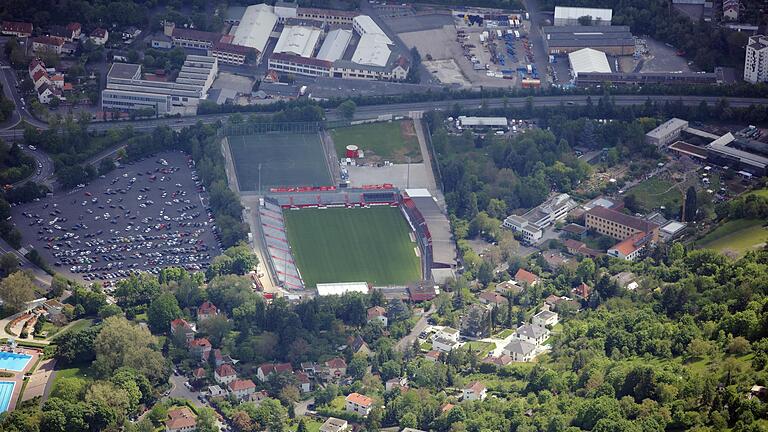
[316,282,370,296]
[352,33,392,67]
[233,4,278,53]
[274,25,321,58]
[316,29,352,62]
[568,48,611,76]
[404,189,457,267]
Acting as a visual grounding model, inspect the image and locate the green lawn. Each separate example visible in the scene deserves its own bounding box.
[464,341,495,357]
[493,329,514,339]
[51,319,95,341]
[697,219,768,257]
[329,395,346,410]
[284,207,421,288]
[292,418,323,432]
[747,188,768,199]
[628,178,681,213]
[330,120,422,163]
[51,364,94,394]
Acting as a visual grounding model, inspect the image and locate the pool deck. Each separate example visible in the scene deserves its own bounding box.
[0,348,42,412]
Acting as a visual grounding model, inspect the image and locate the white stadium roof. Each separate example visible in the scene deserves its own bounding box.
[316,282,370,296]
[351,33,392,67]
[316,29,353,62]
[568,48,611,75]
[554,6,612,22]
[232,4,278,53]
[353,15,392,44]
[274,25,322,58]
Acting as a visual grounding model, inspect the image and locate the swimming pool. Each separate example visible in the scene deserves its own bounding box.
[0,352,32,372]
[0,381,15,412]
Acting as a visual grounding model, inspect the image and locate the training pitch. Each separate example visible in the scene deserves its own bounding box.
[228,133,332,191]
[283,206,422,288]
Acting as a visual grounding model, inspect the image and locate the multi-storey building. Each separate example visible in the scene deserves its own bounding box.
[585,206,659,242]
[744,35,768,84]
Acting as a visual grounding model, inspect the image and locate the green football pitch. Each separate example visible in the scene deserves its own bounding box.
[227,133,332,191]
[283,206,422,288]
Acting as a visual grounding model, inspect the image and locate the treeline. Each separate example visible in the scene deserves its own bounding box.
[715,192,768,220]
[0,141,35,185]
[0,0,151,29]
[538,0,748,70]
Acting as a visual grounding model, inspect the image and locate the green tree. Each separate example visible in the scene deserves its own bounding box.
[337,99,357,120]
[576,258,596,283]
[684,186,697,222]
[0,253,19,275]
[0,272,36,313]
[146,292,181,333]
[93,316,167,384]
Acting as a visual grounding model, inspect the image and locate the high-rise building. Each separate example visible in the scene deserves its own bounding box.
[744,35,768,84]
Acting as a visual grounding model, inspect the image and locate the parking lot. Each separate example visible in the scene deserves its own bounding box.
[11,151,222,286]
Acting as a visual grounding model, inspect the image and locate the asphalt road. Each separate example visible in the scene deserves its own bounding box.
[14,144,55,186]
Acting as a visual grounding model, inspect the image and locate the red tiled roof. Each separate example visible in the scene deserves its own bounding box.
[190,338,211,348]
[345,392,373,407]
[2,21,33,34]
[171,318,192,330]
[367,306,386,319]
[573,282,590,299]
[325,357,346,369]
[32,69,48,83]
[425,350,440,359]
[67,22,81,32]
[33,36,64,47]
[610,231,647,256]
[216,363,236,377]
[441,403,455,413]
[408,284,437,302]
[29,58,45,71]
[166,407,196,430]
[62,83,73,91]
[564,239,587,251]
[465,381,486,393]
[198,301,218,316]
[515,268,540,285]
[295,371,310,383]
[479,291,506,304]
[90,28,107,38]
[193,367,206,378]
[229,379,256,392]
[258,362,292,376]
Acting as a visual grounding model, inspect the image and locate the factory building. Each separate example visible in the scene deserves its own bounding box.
[543,25,635,56]
[575,70,724,87]
[233,4,278,56]
[101,55,217,116]
[296,7,356,25]
[273,25,323,58]
[316,29,353,62]
[568,48,611,76]
[554,6,612,26]
[645,118,690,147]
[744,35,768,84]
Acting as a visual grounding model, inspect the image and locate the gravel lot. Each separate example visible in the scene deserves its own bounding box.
[11,151,222,286]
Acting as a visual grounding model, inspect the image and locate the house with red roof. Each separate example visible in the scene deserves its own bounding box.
[424,350,441,363]
[366,306,387,326]
[607,232,651,262]
[323,357,347,380]
[256,362,293,382]
[214,363,237,385]
[572,282,591,299]
[197,301,219,320]
[36,83,55,104]
[32,36,65,54]
[28,59,46,79]
[296,371,312,393]
[165,407,196,432]
[462,381,487,401]
[189,337,212,361]
[32,69,50,90]
[170,318,195,345]
[90,28,108,45]
[1,21,33,37]
[229,379,256,400]
[478,291,507,306]
[345,392,374,415]
[514,268,540,286]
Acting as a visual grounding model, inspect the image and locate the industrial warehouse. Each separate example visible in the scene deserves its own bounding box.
[542,25,635,55]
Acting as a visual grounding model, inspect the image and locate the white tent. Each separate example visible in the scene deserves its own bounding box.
[568,48,611,76]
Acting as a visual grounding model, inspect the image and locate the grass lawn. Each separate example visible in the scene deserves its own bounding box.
[329,395,346,410]
[292,418,323,432]
[464,341,495,357]
[493,329,514,339]
[51,319,95,341]
[697,219,768,257]
[51,364,94,394]
[628,178,682,213]
[747,188,768,199]
[330,120,422,163]
[284,206,421,288]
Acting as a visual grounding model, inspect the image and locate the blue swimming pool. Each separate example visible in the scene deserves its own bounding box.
[0,352,32,372]
[0,381,15,412]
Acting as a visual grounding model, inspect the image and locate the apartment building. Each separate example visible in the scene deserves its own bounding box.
[585,206,659,241]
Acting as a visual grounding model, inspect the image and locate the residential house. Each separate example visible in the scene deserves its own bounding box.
[514,324,550,345]
[462,381,487,401]
[49,23,80,41]
[572,282,591,299]
[367,306,387,326]
[36,83,54,104]
[256,362,292,382]
[350,335,371,356]
[385,376,408,391]
[495,280,523,296]
[1,21,33,37]
[28,59,46,79]
[482,354,514,366]
[213,349,225,367]
[197,301,219,320]
[170,318,195,345]
[423,350,441,362]
[607,232,651,261]
[345,392,374,416]
[165,407,196,432]
[32,36,65,54]
[189,337,212,361]
[67,23,82,39]
[749,385,767,400]
[532,310,559,327]
[434,327,460,342]
[440,403,455,413]
[229,379,257,400]
[90,28,109,45]
[296,371,312,393]
[208,384,227,398]
[214,363,237,385]
[432,336,460,353]
[611,271,639,291]
[503,339,537,362]
[192,367,206,381]
[324,357,347,380]
[478,291,507,306]
[514,268,540,286]
[50,73,64,89]
[249,390,270,404]
[320,417,350,432]
[408,283,437,302]
[301,361,318,376]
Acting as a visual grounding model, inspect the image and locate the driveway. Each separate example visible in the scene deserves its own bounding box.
[395,305,434,352]
[294,397,315,417]
[165,373,204,408]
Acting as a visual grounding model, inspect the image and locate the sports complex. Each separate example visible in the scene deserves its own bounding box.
[223,122,457,293]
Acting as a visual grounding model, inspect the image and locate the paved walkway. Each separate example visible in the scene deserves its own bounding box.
[22,358,56,402]
[395,306,434,352]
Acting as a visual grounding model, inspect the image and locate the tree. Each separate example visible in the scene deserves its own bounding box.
[93,316,167,384]
[337,99,357,120]
[296,418,309,432]
[51,377,87,402]
[578,15,594,25]
[576,258,596,283]
[0,253,19,275]
[0,272,36,313]
[146,292,181,333]
[50,275,69,297]
[684,186,697,222]
[198,314,231,346]
[196,407,218,432]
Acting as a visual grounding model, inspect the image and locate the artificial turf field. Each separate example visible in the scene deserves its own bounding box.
[283,206,422,288]
[228,133,332,191]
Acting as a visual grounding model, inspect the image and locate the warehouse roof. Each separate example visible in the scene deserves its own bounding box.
[233,4,278,52]
[646,118,689,140]
[316,29,352,62]
[707,133,768,170]
[543,25,634,48]
[351,33,392,67]
[107,62,141,80]
[554,6,612,22]
[568,48,610,75]
[274,25,321,58]
[353,15,392,44]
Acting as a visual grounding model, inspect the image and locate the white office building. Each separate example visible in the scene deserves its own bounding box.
[503,193,577,245]
[744,35,768,84]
